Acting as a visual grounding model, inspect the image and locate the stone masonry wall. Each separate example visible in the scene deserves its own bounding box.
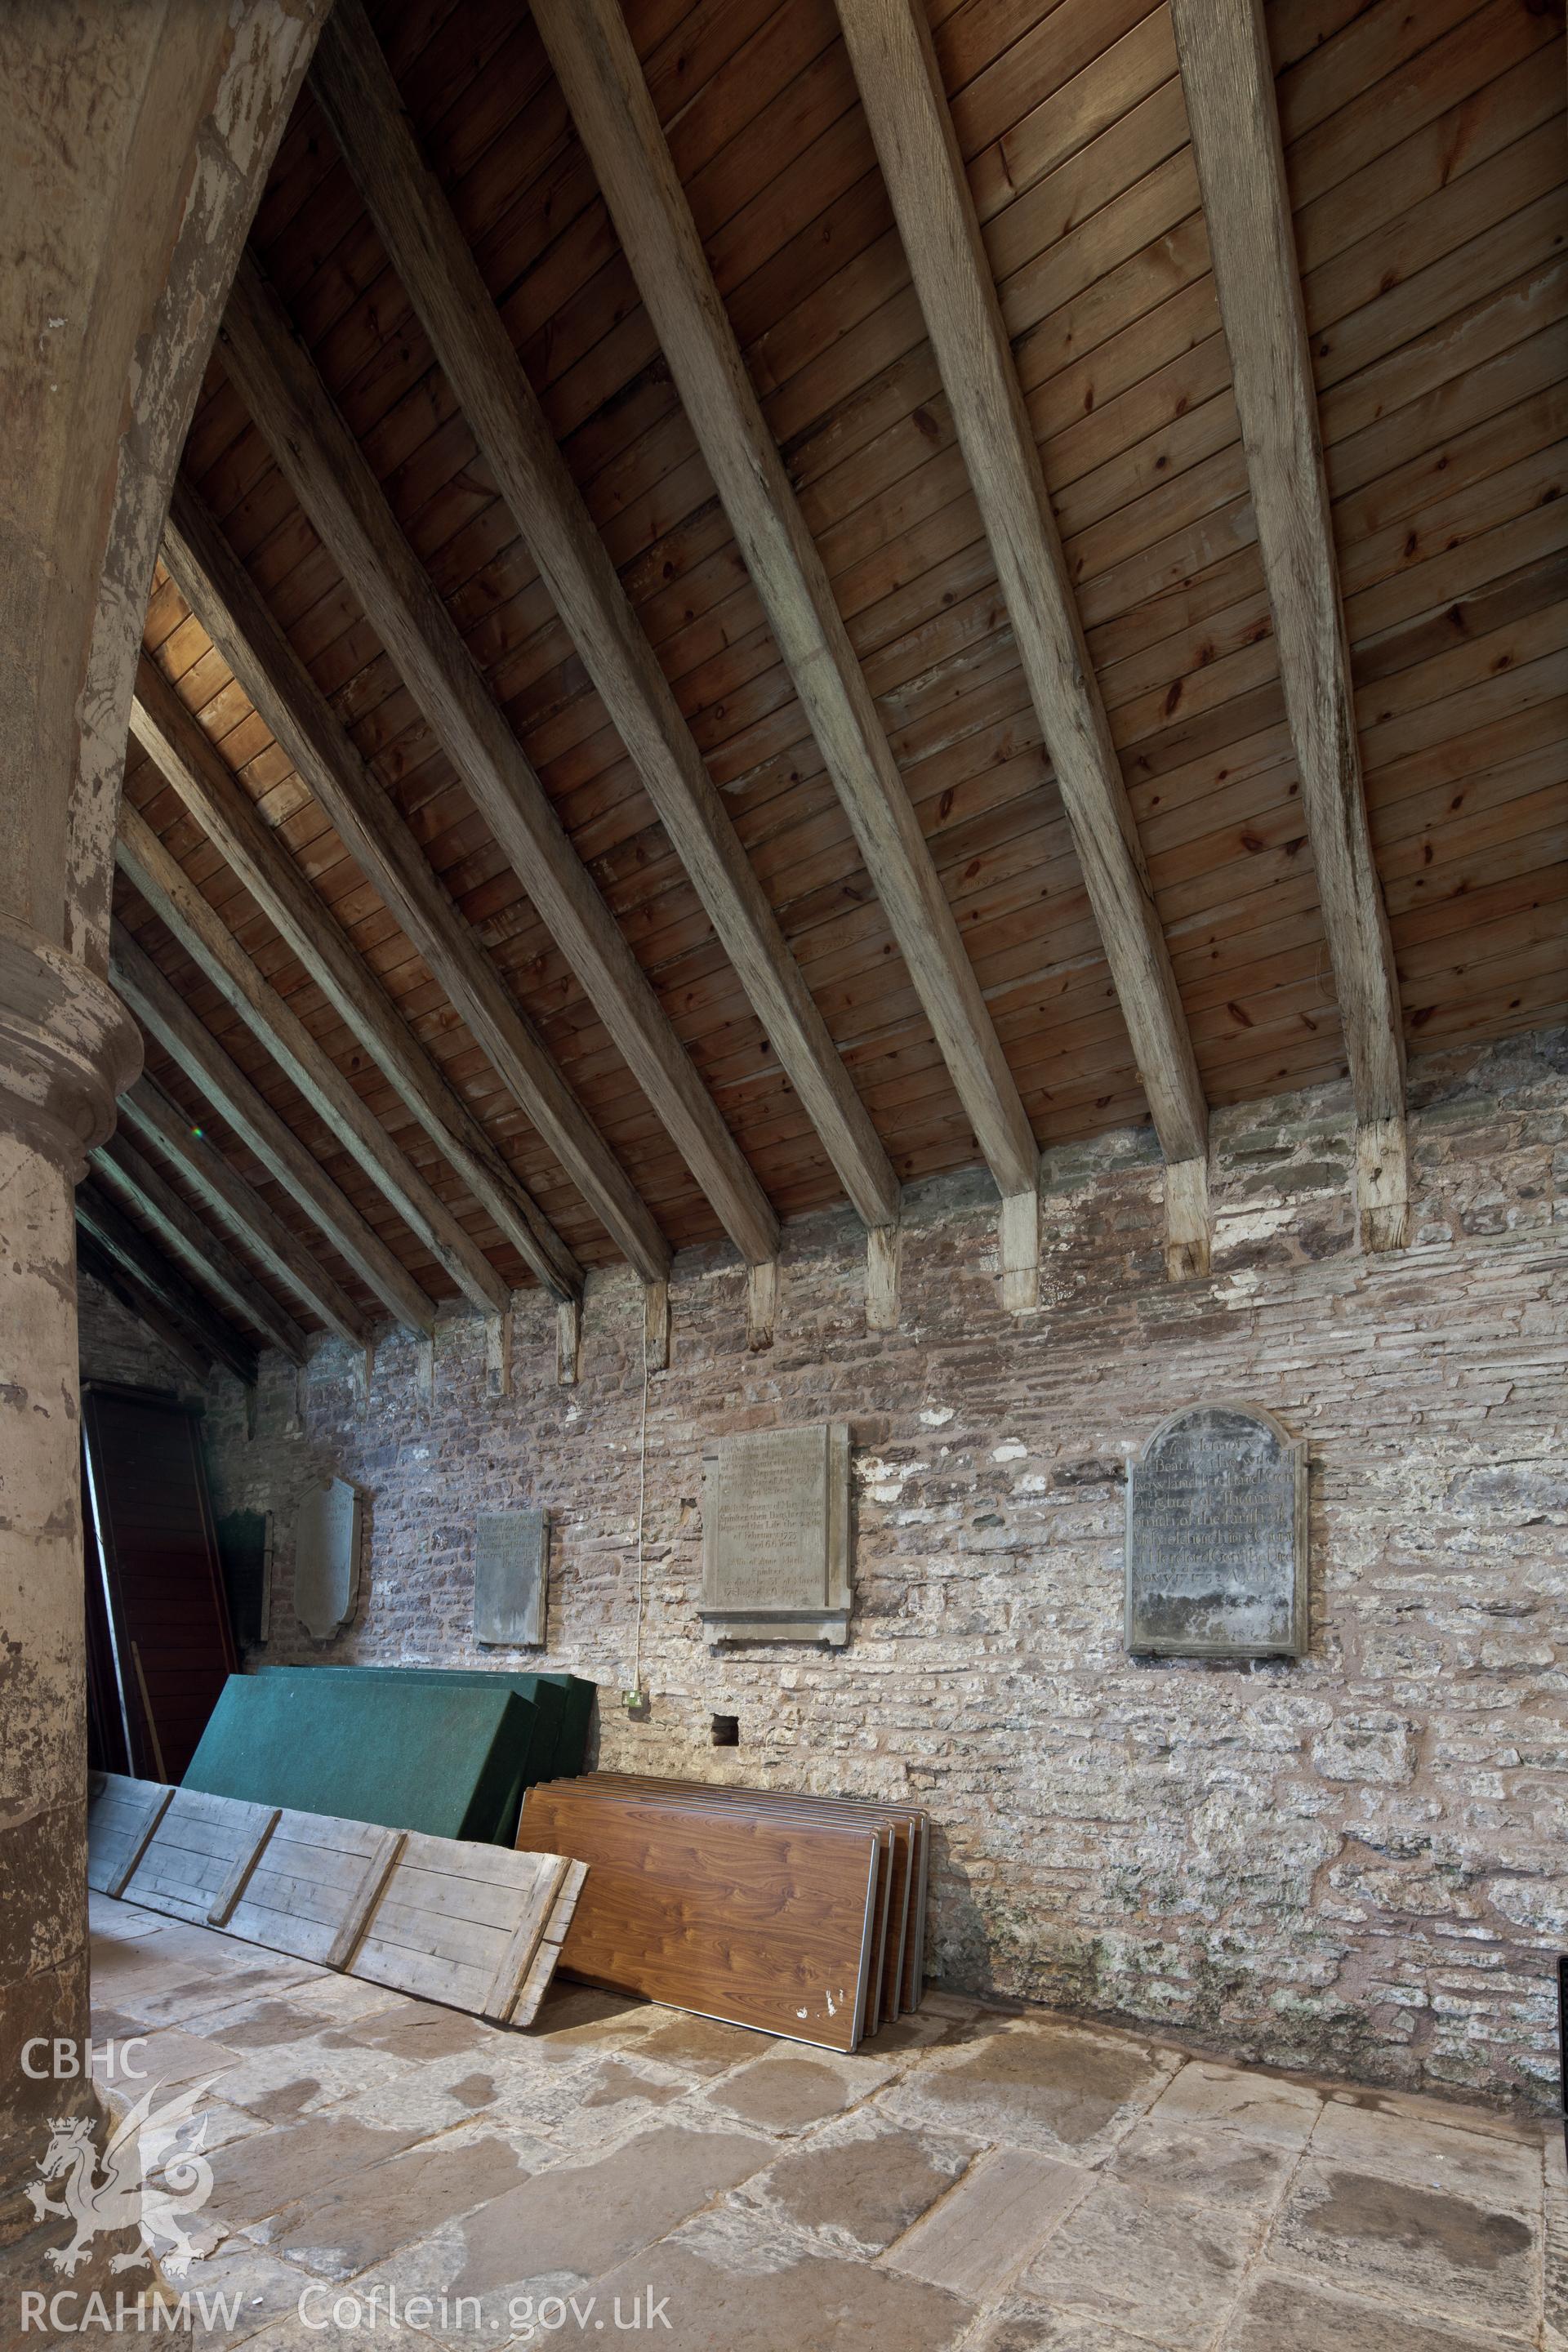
[78,1270,204,1398]
[196,1031,1568,2112]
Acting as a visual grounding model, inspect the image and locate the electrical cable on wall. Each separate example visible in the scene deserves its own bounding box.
[626,1299,650,1707]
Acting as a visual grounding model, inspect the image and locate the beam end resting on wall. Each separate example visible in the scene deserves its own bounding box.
[746,1259,778,1353]
[644,1279,670,1374]
[1356,1116,1411,1254]
[557,1297,581,1387]
[999,1191,1040,1316]
[486,1305,514,1397]
[866,1223,900,1333]
[1164,1156,1212,1283]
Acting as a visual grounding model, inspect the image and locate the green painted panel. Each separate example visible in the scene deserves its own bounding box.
[250,1664,597,1841]
[184,1671,532,1842]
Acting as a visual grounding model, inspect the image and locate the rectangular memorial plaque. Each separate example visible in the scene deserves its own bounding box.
[1125,1402,1307,1659]
[701,1423,851,1645]
[474,1508,550,1646]
[217,1508,273,1649]
[295,1477,363,1642]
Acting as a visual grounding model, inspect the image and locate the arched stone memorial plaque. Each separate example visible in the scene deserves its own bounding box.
[1125,1404,1307,1659]
[295,1477,363,1642]
[701,1422,851,1644]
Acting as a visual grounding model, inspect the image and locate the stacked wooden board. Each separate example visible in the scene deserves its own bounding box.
[227,1806,404,1966]
[345,1833,587,2024]
[515,1774,927,2052]
[118,1786,283,1928]
[87,1772,585,2027]
[186,1665,595,1844]
[84,1773,176,1898]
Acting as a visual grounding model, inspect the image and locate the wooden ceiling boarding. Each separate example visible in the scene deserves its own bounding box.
[100,0,1565,1371]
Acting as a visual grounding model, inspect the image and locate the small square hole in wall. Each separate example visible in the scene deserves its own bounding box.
[710,1713,739,1747]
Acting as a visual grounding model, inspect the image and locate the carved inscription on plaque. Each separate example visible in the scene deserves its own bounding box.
[1125,1403,1307,1659]
[295,1477,363,1642]
[701,1423,851,1645]
[474,1508,550,1646]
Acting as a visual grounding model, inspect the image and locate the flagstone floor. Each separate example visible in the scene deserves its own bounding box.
[44,1895,1567,2348]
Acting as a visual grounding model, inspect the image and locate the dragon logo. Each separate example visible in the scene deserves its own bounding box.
[24,2076,220,2277]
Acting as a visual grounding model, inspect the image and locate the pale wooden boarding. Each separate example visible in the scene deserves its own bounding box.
[121,1788,280,1928]
[224,1808,407,1968]
[344,1833,577,2020]
[87,1774,175,1899]
[510,1860,590,2028]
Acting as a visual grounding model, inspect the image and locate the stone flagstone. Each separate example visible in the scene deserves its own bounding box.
[65,1895,1551,2352]
[1266,2158,1540,2337]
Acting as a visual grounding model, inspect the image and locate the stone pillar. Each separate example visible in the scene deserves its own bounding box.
[0,924,140,2158]
[0,2,327,2243]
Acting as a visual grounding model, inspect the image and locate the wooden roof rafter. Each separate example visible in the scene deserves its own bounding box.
[110,926,438,1339]
[216,247,781,1273]
[118,1075,372,1353]
[76,1223,218,1390]
[309,0,903,1248]
[115,793,514,1325]
[532,0,1051,1307]
[91,1128,310,1365]
[835,0,1214,1281]
[114,0,1563,1355]
[161,478,659,1291]
[75,1179,261,1389]
[1170,0,1410,1251]
[128,642,583,1306]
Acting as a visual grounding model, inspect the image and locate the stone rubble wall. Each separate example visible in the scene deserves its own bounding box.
[172,1031,1567,2109]
[78,1272,203,1397]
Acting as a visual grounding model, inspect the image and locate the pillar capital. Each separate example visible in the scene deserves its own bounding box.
[0,916,140,1175]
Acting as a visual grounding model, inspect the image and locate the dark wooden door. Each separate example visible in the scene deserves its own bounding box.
[82,1383,237,1782]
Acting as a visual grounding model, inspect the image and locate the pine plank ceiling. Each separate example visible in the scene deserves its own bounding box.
[108,0,1567,1347]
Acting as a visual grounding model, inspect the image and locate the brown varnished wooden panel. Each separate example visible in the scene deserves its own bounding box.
[579,1772,927,2021]
[516,1780,881,2051]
